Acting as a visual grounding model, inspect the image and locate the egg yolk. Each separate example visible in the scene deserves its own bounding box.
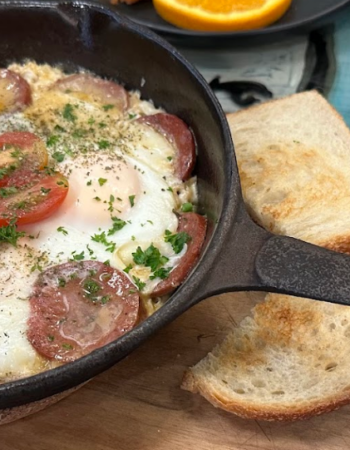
[59,154,140,228]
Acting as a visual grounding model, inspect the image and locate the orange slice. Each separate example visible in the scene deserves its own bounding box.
[153,0,293,32]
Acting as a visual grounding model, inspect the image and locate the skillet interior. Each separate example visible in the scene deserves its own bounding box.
[0,0,238,408]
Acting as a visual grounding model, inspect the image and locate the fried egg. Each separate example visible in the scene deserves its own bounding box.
[0,62,196,381]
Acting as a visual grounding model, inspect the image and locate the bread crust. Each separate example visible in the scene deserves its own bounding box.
[182,370,350,421]
[182,91,350,421]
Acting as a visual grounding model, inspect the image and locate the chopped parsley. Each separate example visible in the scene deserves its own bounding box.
[181,202,193,212]
[57,180,68,187]
[132,244,168,272]
[14,200,28,210]
[165,230,191,254]
[128,113,137,120]
[54,124,66,133]
[62,103,77,122]
[0,165,16,180]
[0,187,18,198]
[52,151,65,163]
[71,251,85,261]
[98,178,107,186]
[46,135,60,147]
[108,217,127,235]
[102,104,114,111]
[132,276,146,291]
[0,167,8,179]
[91,232,116,253]
[62,343,73,350]
[0,224,26,247]
[123,264,132,274]
[40,187,51,195]
[98,140,110,149]
[58,278,66,288]
[72,128,87,139]
[44,166,57,176]
[167,156,173,161]
[108,195,115,212]
[129,195,135,207]
[83,278,110,304]
[57,226,68,236]
[83,278,100,296]
[150,267,172,280]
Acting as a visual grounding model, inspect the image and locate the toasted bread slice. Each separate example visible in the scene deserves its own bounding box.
[182,92,350,421]
[182,293,350,421]
[229,91,350,253]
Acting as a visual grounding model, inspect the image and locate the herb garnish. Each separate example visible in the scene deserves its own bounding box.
[132,276,146,291]
[0,224,25,247]
[91,232,116,253]
[52,151,65,163]
[132,244,169,272]
[102,104,114,111]
[107,217,126,235]
[164,230,191,254]
[98,140,110,149]
[71,251,85,261]
[83,278,110,304]
[57,226,68,236]
[129,195,135,207]
[0,187,18,198]
[62,104,77,122]
[181,202,193,212]
[150,267,172,280]
[46,135,60,147]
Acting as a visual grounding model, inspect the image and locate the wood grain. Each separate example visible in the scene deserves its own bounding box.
[1,291,350,450]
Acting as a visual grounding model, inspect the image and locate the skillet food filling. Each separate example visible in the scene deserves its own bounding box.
[0,62,206,381]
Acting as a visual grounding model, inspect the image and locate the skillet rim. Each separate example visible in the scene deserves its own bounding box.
[0,0,239,409]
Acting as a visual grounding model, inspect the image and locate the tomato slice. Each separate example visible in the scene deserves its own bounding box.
[0,171,69,225]
[27,261,140,362]
[0,132,48,188]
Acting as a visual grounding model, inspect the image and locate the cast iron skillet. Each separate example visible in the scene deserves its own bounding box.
[2,0,350,411]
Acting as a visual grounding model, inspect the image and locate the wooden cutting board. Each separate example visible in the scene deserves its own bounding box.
[1,291,350,450]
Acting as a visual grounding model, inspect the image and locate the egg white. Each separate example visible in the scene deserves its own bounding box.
[0,62,195,380]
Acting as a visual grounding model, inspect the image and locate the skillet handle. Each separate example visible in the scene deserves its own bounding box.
[192,204,350,306]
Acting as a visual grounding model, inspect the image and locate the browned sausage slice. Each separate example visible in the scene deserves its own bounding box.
[53,74,129,112]
[138,113,196,181]
[27,261,140,362]
[0,69,31,113]
[151,212,207,297]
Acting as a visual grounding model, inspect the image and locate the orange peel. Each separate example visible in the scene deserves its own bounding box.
[153,0,293,32]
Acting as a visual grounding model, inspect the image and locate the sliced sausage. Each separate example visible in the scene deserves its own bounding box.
[53,74,129,112]
[137,113,196,181]
[151,212,207,297]
[27,261,140,362]
[0,69,31,113]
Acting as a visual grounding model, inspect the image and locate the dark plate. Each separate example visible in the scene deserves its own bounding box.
[103,0,350,46]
